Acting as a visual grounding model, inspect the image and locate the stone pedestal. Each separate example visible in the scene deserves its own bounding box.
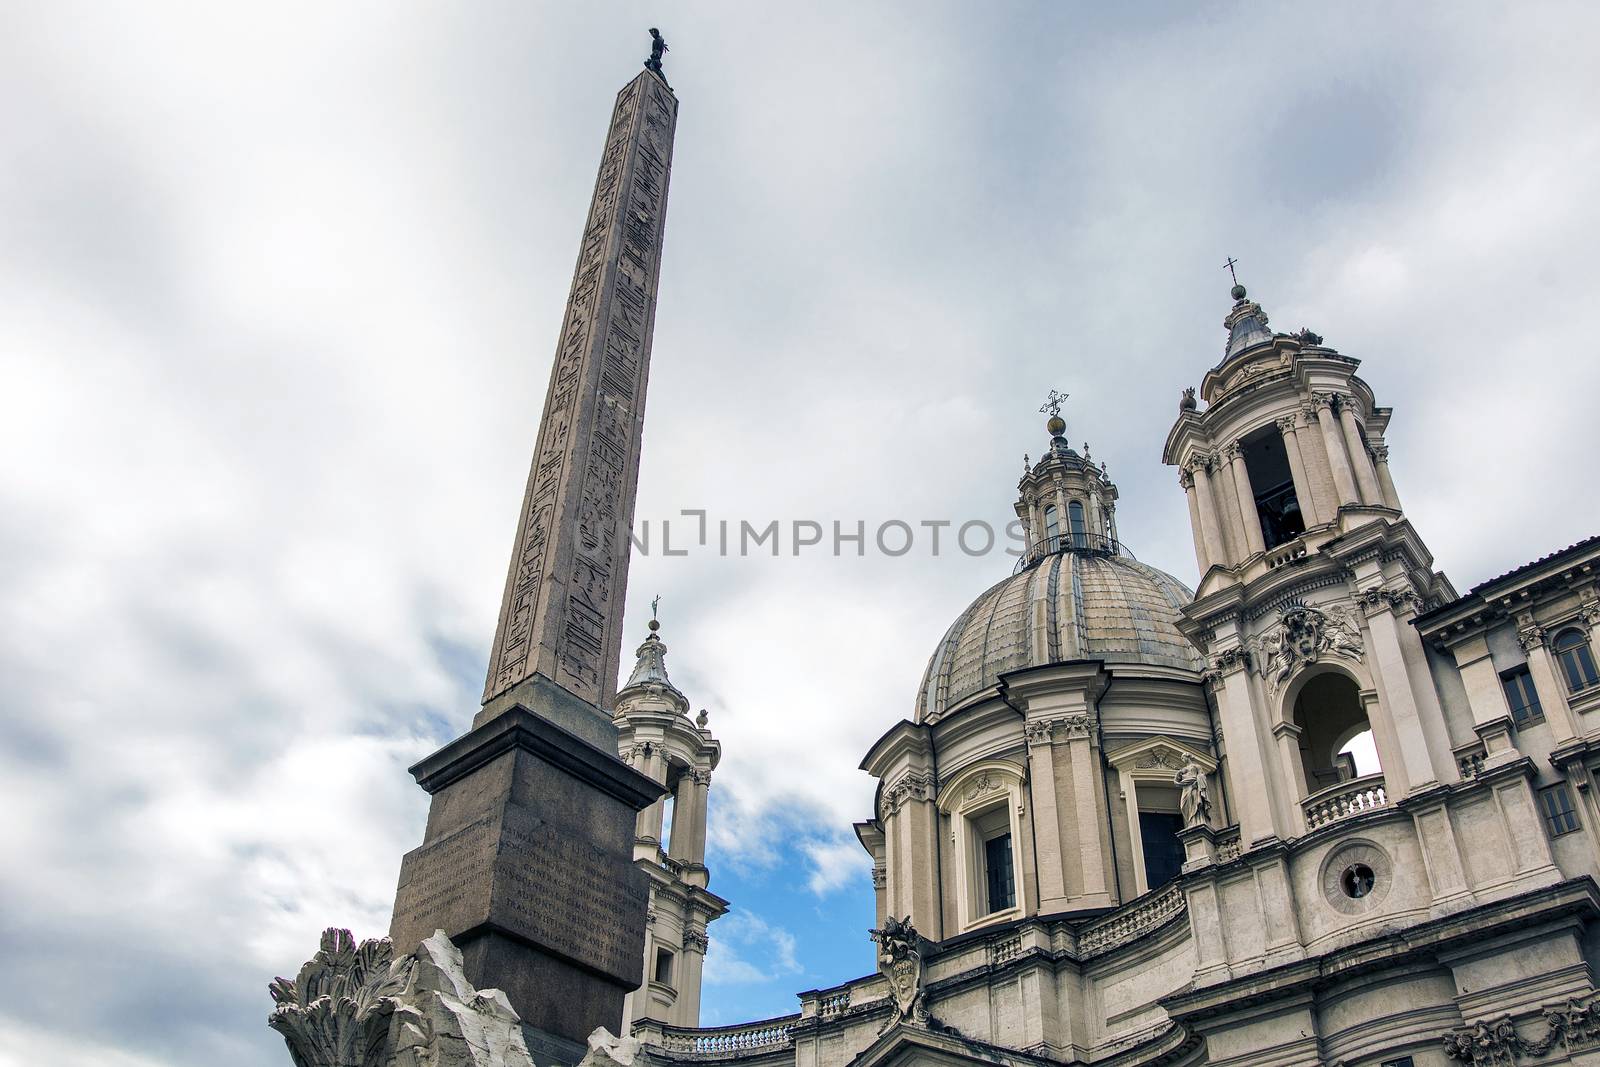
[391,706,663,1044]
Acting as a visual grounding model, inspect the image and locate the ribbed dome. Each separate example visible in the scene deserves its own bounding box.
[914,552,1201,722]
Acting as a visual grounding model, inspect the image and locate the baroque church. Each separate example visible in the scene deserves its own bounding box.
[267,37,1600,1067]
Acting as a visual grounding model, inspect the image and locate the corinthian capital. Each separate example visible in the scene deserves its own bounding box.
[1311,391,1339,411]
[1370,443,1390,463]
[1518,624,1548,651]
[1275,414,1300,435]
[1211,647,1251,675]
[1221,442,1243,462]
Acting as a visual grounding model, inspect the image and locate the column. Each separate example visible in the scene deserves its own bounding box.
[1180,469,1213,575]
[1337,400,1384,505]
[1276,415,1323,528]
[1188,456,1227,570]
[667,772,699,862]
[636,744,667,846]
[1226,442,1267,557]
[1314,393,1361,508]
[1054,483,1069,545]
[1088,492,1104,546]
[1107,503,1118,546]
[688,770,711,864]
[1027,498,1041,548]
[1371,444,1402,510]
[1520,624,1579,743]
[1026,723,1070,910]
[1211,452,1248,564]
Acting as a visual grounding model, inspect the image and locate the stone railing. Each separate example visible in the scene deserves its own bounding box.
[1265,538,1308,569]
[1302,773,1387,831]
[1080,883,1186,957]
[816,987,851,1017]
[649,1015,800,1059]
[657,849,685,877]
[990,934,1022,966]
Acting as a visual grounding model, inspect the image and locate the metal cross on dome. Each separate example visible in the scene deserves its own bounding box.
[1039,390,1069,419]
[1223,256,1240,285]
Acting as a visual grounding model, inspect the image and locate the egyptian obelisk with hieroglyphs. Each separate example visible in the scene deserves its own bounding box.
[389,43,678,1056]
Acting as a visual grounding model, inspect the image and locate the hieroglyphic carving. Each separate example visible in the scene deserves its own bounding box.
[485,74,679,711]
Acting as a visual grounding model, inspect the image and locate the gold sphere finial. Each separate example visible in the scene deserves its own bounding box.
[1046,414,1066,436]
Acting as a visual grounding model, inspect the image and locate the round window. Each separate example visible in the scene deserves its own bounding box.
[1340,863,1376,899]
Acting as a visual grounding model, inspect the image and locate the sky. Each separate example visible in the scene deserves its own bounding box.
[3,3,1600,1064]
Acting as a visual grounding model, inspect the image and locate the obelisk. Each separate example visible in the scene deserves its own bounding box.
[390,42,678,1055]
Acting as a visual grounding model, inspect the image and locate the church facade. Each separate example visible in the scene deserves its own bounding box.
[630,284,1600,1067]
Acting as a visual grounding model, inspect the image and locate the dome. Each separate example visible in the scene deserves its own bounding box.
[914,551,1202,722]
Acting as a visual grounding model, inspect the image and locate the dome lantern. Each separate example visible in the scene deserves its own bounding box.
[1016,392,1120,567]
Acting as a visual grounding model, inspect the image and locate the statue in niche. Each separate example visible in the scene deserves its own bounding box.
[1175,755,1211,828]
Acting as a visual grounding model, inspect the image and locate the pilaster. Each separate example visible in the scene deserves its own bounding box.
[1449,633,1521,768]
[1355,586,1442,794]
[1209,647,1279,844]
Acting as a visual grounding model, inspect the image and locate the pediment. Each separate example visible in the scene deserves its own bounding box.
[1104,736,1215,777]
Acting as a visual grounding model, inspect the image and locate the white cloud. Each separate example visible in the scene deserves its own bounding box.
[803,837,872,898]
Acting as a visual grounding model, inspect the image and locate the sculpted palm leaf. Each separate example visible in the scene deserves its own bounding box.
[268,928,410,1067]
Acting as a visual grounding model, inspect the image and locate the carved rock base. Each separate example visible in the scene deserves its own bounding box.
[270,928,650,1067]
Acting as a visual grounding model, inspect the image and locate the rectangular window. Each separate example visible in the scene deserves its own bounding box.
[1501,666,1544,727]
[1540,784,1581,837]
[984,833,1015,913]
[1380,1058,1415,1067]
[1139,810,1186,890]
[654,947,674,986]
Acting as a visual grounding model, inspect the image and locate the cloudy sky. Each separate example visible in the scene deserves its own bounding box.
[4,3,1600,1064]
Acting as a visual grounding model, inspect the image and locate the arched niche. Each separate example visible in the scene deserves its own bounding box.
[1279,661,1392,803]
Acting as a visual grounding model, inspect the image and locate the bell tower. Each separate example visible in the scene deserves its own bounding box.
[1163,281,1461,847]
